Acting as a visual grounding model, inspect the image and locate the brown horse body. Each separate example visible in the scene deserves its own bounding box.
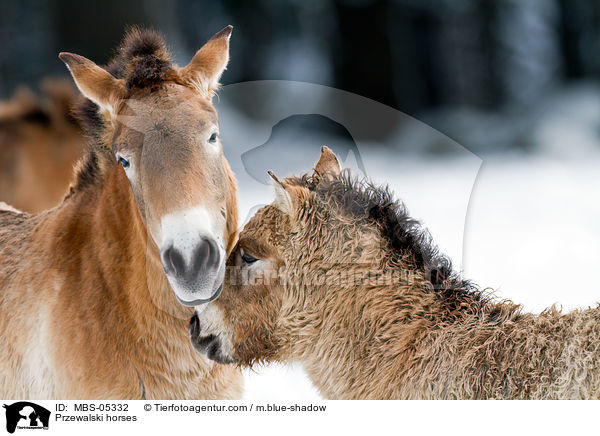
[0,80,84,213]
[0,28,242,399]
[0,167,240,398]
[193,148,600,399]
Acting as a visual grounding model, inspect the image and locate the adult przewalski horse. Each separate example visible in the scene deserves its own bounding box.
[0,26,242,398]
[192,147,600,399]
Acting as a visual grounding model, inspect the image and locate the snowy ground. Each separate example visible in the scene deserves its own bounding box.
[237,151,600,400]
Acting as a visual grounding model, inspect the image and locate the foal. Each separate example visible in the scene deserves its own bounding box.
[192,147,600,399]
[0,27,242,398]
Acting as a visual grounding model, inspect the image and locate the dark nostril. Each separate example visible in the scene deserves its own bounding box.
[195,237,211,271]
[162,245,186,277]
[192,237,221,275]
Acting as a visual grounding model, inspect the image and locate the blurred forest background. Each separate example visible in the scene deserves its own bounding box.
[2,0,600,155]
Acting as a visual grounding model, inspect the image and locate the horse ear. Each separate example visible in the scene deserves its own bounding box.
[268,171,293,215]
[59,52,125,117]
[268,171,309,217]
[180,25,232,96]
[314,146,341,183]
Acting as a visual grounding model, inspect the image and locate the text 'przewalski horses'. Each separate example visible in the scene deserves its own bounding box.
[192,147,600,399]
[0,26,242,399]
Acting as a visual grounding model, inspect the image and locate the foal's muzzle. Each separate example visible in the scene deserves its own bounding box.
[189,313,233,364]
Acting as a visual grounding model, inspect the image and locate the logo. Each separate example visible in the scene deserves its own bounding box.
[2,402,50,434]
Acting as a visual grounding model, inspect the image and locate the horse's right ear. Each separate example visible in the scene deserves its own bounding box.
[59,52,126,118]
[268,171,309,217]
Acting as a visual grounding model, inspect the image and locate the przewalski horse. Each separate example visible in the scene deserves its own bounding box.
[0,79,84,212]
[191,147,600,399]
[0,27,242,399]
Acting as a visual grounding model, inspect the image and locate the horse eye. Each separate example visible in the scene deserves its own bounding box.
[117,156,130,169]
[208,132,218,143]
[240,248,259,264]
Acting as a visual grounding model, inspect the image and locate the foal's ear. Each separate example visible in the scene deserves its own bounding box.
[180,25,232,96]
[268,171,309,217]
[314,146,341,183]
[59,53,125,117]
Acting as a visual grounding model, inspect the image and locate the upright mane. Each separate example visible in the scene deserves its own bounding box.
[288,171,498,316]
[107,27,173,91]
[71,28,179,193]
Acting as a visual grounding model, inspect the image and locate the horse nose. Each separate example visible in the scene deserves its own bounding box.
[161,237,221,283]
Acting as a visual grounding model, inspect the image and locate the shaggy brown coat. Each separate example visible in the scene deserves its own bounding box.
[0,28,242,399]
[194,147,600,399]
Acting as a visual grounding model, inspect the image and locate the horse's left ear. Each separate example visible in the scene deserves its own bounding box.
[268,171,309,217]
[314,146,341,183]
[180,25,232,96]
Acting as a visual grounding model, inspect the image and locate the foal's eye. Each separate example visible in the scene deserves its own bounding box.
[117,156,130,169]
[240,248,259,264]
[208,132,218,143]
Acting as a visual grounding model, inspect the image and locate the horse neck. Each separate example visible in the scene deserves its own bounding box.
[289,268,485,398]
[49,162,192,332]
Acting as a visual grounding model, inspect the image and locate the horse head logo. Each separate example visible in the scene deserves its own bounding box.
[241,114,367,185]
[3,402,50,433]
